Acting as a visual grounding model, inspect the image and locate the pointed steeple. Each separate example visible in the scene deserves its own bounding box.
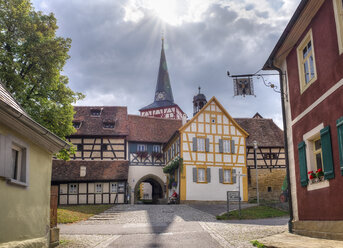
[154,37,174,103]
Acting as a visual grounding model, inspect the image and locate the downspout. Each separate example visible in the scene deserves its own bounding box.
[268,59,293,233]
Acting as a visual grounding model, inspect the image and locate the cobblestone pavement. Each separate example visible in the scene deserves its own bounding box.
[59,204,288,248]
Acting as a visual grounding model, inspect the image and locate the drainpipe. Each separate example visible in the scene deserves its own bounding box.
[268,59,293,233]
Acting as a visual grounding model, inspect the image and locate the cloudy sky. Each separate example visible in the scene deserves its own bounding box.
[32,0,300,128]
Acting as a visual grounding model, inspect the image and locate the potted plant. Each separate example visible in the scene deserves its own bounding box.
[308,171,317,183]
[152,152,163,160]
[316,168,324,181]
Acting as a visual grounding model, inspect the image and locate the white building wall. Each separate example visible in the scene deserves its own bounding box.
[186,166,244,201]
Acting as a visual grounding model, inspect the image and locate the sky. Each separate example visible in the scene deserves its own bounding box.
[32,0,301,128]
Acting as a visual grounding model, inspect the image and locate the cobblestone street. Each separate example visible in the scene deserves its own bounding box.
[59,204,288,248]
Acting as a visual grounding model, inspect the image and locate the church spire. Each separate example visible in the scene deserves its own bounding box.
[154,37,174,103]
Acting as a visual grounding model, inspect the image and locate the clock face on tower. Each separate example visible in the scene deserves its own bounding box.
[156,92,166,101]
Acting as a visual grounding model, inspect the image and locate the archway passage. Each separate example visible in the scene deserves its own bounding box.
[134,174,165,204]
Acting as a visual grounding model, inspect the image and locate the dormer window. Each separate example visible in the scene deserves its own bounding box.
[103,122,115,129]
[73,121,81,129]
[90,109,101,117]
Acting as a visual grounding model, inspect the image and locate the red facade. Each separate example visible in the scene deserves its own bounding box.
[286,0,343,220]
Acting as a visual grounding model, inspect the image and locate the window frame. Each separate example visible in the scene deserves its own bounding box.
[152,145,161,153]
[303,124,330,191]
[297,29,317,94]
[333,0,343,55]
[197,137,206,152]
[0,135,30,187]
[111,182,118,193]
[95,183,103,193]
[197,167,206,183]
[223,139,231,153]
[312,137,323,171]
[69,183,78,194]
[223,168,233,184]
[137,144,147,152]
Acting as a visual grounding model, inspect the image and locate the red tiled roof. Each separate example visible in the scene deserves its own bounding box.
[234,118,284,147]
[52,160,129,182]
[127,115,182,143]
[72,106,128,136]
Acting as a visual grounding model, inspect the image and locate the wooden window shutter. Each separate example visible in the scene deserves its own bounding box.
[232,169,236,183]
[0,135,13,178]
[192,137,197,151]
[298,141,308,186]
[205,138,210,152]
[231,140,235,154]
[207,168,211,182]
[0,134,6,177]
[320,126,335,180]
[337,117,343,175]
[219,168,223,183]
[219,139,223,153]
[193,167,197,182]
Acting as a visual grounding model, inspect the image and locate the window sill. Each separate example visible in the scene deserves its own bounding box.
[7,178,28,187]
[307,180,329,191]
[196,181,208,184]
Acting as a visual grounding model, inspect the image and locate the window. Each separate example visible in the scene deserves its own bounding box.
[0,135,29,185]
[103,122,115,128]
[90,109,101,116]
[118,182,125,193]
[153,145,160,153]
[334,0,343,54]
[313,138,323,171]
[137,144,147,152]
[211,118,216,123]
[69,184,78,194]
[197,138,205,152]
[223,169,232,183]
[73,122,81,129]
[101,144,108,151]
[223,140,231,153]
[197,168,206,182]
[95,183,102,193]
[297,29,317,93]
[111,183,117,193]
[263,153,278,159]
[77,144,83,151]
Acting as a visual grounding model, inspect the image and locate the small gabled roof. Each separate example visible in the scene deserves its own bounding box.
[0,82,68,153]
[235,118,284,147]
[179,96,249,137]
[52,160,129,182]
[127,115,182,143]
[71,106,129,136]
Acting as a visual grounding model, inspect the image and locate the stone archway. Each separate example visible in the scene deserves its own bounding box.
[134,174,166,204]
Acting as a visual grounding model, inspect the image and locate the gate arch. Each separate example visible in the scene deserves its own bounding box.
[134,174,166,204]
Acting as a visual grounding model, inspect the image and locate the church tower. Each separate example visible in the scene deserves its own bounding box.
[139,38,184,120]
[193,87,207,116]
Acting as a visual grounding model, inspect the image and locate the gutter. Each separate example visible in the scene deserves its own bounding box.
[0,101,69,152]
[267,59,293,233]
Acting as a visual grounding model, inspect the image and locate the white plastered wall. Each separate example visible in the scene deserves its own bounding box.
[186,165,244,201]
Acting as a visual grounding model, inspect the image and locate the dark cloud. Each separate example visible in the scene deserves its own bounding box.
[32,0,299,128]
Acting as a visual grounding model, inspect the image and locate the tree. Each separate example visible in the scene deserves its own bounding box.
[0,0,84,142]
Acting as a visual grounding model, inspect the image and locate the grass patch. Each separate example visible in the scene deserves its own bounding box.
[251,240,266,248]
[57,205,112,224]
[216,205,289,220]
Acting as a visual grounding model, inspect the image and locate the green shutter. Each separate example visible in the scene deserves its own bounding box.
[298,141,308,187]
[219,169,223,183]
[205,138,210,152]
[193,167,197,182]
[337,117,343,175]
[320,126,335,180]
[219,139,223,153]
[192,137,197,151]
[207,168,211,183]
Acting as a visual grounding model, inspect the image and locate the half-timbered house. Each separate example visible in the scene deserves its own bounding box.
[52,106,130,204]
[164,96,249,202]
[235,114,286,201]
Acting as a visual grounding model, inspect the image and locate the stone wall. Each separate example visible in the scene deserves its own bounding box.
[248,167,286,202]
